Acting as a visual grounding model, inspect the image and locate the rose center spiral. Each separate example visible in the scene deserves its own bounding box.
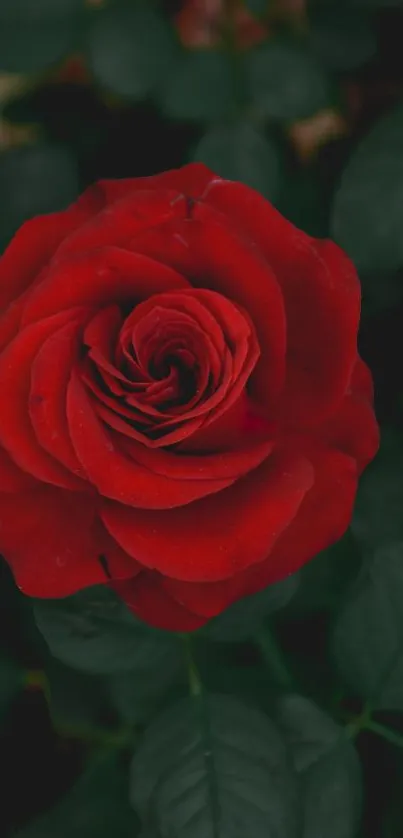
[81,288,260,447]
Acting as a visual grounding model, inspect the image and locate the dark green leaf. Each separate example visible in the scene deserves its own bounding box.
[15,752,139,838]
[246,40,329,122]
[286,530,362,616]
[87,0,177,101]
[107,652,185,725]
[332,102,403,274]
[276,694,362,838]
[275,168,327,238]
[352,429,403,552]
[244,0,268,16]
[332,543,403,710]
[352,0,403,6]
[359,268,403,316]
[0,0,82,73]
[131,694,300,838]
[192,122,280,199]
[0,144,78,251]
[309,6,376,71]
[46,660,109,732]
[201,575,299,642]
[34,585,182,675]
[0,654,24,719]
[160,50,236,123]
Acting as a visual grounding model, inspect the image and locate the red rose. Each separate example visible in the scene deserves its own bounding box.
[0,164,378,631]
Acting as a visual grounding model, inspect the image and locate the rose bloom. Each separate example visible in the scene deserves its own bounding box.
[0,164,378,631]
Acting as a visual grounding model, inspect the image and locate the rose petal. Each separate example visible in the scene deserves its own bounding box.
[0,312,88,490]
[179,392,275,453]
[21,247,190,327]
[238,446,358,594]
[116,424,274,481]
[318,384,379,473]
[161,574,233,619]
[54,189,189,261]
[67,371,235,508]
[0,295,27,353]
[350,355,374,402]
[203,179,360,422]
[162,445,358,618]
[130,211,286,407]
[0,446,37,492]
[111,572,206,632]
[0,489,133,598]
[29,318,90,476]
[94,163,215,207]
[0,201,95,309]
[101,449,314,582]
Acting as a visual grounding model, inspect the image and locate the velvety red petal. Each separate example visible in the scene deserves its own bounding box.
[0,489,131,598]
[350,355,374,401]
[94,163,216,206]
[55,189,188,261]
[161,574,233,619]
[235,446,358,596]
[21,247,190,327]
[0,312,87,490]
[101,450,314,582]
[203,179,360,422]
[0,206,91,310]
[93,400,205,448]
[0,446,37,492]
[111,573,206,631]
[93,519,142,580]
[164,444,359,619]
[67,372,235,508]
[84,305,123,373]
[179,392,275,453]
[29,318,90,476]
[116,426,274,481]
[130,212,286,408]
[0,295,27,353]
[318,388,379,474]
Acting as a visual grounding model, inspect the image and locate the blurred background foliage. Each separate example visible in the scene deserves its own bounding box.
[2,1,403,837]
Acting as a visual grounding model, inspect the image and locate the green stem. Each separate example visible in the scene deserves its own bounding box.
[365,720,403,749]
[256,627,294,689]
[345,702,372,739]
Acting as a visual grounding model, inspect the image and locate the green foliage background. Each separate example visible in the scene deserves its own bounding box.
[1,1,403,836]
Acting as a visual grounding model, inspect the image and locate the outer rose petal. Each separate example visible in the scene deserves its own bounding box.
[202,178,360,422]
[0,489,134,598]
[319,392,379,473]
[29,319,89,476]
[0,311,88,490]
[316,356,379,473]
[159,446,359,622]
[350,355,375,401]
[0,193,103,309]
[111,573,205,632]
[238,447,358,594]
[21,247,189,326]
[0,295,28,354]
[101,450,314,582]
[54,190,189,261]
[0,446,37,492]
[92,163,215,207]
